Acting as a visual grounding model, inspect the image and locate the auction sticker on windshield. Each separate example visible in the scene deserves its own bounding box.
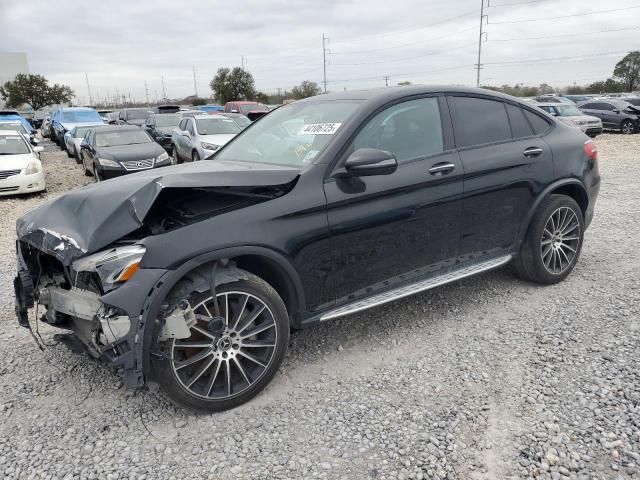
[299,123,342,135]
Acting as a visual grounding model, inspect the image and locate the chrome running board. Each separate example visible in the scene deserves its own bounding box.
[320,255,512,321]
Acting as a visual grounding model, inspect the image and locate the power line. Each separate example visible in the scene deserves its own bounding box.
[488,25,640,42]
[485,50,628,66]
[332,9,479,44]
[330,42,476,66]
[488,0,548,7]
[328,65,470,84]
[489,4,640,24]
[330,26,477,56]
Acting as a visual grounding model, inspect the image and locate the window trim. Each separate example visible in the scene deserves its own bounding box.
[326,93,452,181]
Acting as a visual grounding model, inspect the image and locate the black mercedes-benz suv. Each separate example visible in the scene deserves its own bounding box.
[14,86,600,412]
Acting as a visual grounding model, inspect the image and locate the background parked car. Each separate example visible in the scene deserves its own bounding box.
[79,125,170,181]
[40,115,52,137]
[63,125,95,162]
[223,101,269,116]
[171,114,240,163]
[579,100,640,134]
[117,108,153,127]
[51,107,103,146]
[197,104,224,113]
[0,130,45,196]
[219,112,252,130]
[623,97,640,107]
[154,104,181,114]
[536,103,603,137]
[106,112,120,124]
[562,95,592,104]
[98,110,112,122]
[0,120,39,145]
[0,111,35,135]
[144,113,180,153]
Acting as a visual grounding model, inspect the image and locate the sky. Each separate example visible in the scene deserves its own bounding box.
[1,0,638,104]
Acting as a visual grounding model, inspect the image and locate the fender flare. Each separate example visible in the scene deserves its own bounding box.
[515,178,588,246]
[140,245,306,377]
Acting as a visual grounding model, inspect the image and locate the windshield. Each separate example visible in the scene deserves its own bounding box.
[73,127,91,137]
[239,103,269,113]
[0,123,27,134]
[555,105,583,116]
[96,130,152,147]
[0,135,30,155]
[196,117,241,135]
[610,100,633,110]
[155,114,180,127]
[215,100,361,167]
[226,114,251,129]
[127,109,152,120]
[61,110,102,123]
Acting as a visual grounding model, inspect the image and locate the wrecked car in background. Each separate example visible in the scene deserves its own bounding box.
[14,86,599,412]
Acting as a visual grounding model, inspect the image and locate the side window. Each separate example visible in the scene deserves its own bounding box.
[351,97,443,163]
[119,111,125,120]
[600,103,615,111]
[523,110,550,135]
[581,103,594,109]
[506,104,534,139]
[187,119,196,135]
[449,96,511,148]
[178,119,187,130]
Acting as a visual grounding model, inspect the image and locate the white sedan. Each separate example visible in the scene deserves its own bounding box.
[63,125,94,162]
[0,130,45,196]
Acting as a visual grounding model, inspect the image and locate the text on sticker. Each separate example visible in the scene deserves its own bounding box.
[299,123,342,135]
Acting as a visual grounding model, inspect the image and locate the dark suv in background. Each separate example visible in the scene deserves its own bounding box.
[117,108,153,127]
[15,86,600,412]
[579,99,640,134]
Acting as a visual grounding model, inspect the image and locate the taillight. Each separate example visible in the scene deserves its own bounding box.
[584,139,597,161]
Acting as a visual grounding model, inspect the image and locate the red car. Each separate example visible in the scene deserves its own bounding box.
[223,101,269,117]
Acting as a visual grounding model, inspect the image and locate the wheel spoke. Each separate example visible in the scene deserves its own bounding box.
[541,238,553,246]
[241,321,276,339]
[560,242,577,254]
[201,303,213,317]
[175,349,212,370]
[542,244,553,265]
[561,222,579,236]
[230,294,249,330]
[223,293,229,327]
[242,341,276,348]
[174,340,214,348]
[557,245,571,267]
[562,235,580,241]
[238,350,267,368]
[186,356,216,387]
[205,359,222,396]
[233,357,251,385]
[225,360,232,396]
[191,325,217,341]
[236,305,267,334]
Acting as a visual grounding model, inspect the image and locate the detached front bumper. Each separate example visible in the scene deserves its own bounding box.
[14,241,169,387]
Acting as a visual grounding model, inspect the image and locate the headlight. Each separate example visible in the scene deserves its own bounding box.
[72,245,146,291]
[156,151,169,163]
[98,158,120,167]
[201,142,219,151]
[24,160,41,175]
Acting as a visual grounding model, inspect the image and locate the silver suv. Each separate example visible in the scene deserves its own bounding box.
[171,114,240,163]
[537,103,603,138]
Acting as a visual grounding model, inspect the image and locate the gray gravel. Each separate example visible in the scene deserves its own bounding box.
[0,134,638,479]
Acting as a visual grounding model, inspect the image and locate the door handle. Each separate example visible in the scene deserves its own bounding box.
[428,162,456,175]
[523,147,543,157]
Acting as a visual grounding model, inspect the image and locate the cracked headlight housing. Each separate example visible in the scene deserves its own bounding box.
[72,245,146,291]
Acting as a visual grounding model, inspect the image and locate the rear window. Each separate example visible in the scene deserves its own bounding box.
[195,117,241,135]
[523,110,550,135]
[96,129,152,147]
[449,96,511,148]
[126,109,152,120]
[239,104,268,113]
[61,110,102,123]
[506,104,534,139]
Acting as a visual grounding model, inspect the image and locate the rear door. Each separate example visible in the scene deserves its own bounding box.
[447,95,554,260]
[175,118,189,157]
[324,96,463,307]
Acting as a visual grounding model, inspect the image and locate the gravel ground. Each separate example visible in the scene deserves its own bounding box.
[0,134,638,480]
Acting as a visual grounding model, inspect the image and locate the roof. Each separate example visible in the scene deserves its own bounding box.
[91,124,142,132]
[0,129,23,136]
[295,85,527,104]
[59,106,98,111]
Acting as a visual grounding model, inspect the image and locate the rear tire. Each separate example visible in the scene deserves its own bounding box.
[172,147,180,164]
[192,150,200,162]
[66,144,73,158]
[621,120,635,135]
[153,272,289,413]
[513,194,584,285]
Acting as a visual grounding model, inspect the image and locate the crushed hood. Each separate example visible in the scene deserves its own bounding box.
[16,160,299,264]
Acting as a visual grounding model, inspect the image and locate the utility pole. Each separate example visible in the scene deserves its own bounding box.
[192,67,198,97]
[241,56,246,70]
[85,73,93,106]
[161,76,167,101]
[155,90,159,104]
[322,33,329,94]
[144,81,150,106]
[384,76,389,87]
[476,0,488,87]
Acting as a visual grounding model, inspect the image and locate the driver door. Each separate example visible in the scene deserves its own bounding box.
[323,96,463,308]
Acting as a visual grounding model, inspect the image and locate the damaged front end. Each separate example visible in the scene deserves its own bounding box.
[14,161,299,388]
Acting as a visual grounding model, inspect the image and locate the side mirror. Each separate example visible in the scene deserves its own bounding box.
[343,148,398,177]
[33,146,44,153]
[613,109,620,114]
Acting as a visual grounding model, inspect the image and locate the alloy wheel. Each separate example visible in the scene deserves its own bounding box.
[540,206,580,275]
[170,291,278,400]
[621,121,634,135]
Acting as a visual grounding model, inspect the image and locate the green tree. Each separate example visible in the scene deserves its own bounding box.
[210,67,256,104]
[0,73,74,110]
[191,97,208,106]
[254,91,269,104]
[613,51,640,92]
[397,81,412,86]
[290,80,321,99]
